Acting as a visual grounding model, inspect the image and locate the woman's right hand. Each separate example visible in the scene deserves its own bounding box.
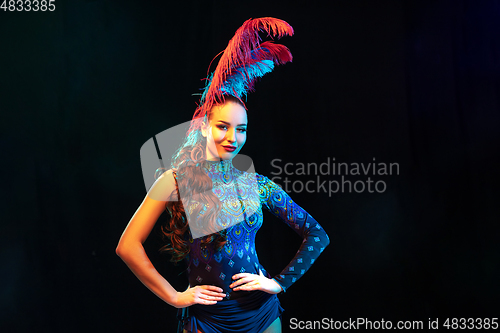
[173,285,226,308]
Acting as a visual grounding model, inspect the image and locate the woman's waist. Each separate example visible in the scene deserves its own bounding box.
[188,254,261,276]
[188,261,263,300]
[190,289,275,310]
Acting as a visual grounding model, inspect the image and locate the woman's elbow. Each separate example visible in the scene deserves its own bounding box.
[115,242,125,258]
[115,239,142,259]
[323,233,331,247]
[115,239,132,258]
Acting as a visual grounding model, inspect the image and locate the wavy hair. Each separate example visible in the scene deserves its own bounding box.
[158,95,243,263]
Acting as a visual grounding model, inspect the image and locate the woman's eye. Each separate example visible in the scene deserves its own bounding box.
[216,125,227,130]
[237,128,247,133]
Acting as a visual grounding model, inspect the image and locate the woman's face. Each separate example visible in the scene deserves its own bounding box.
[202,100,247,160]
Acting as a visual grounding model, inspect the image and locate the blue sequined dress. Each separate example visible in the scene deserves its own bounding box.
[176,159,330,333]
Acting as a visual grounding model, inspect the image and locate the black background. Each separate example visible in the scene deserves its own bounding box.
[1,0,499,332]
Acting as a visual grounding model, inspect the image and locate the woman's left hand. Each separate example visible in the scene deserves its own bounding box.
[230,270,283,294]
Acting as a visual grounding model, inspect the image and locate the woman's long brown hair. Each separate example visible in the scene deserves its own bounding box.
[158,95,243,263]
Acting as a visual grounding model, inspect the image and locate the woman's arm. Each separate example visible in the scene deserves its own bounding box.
[230,174,330,294]
[116,170,225,308]
[257,174,330,292]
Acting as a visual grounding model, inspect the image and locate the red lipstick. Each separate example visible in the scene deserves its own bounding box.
[222,145,236,152]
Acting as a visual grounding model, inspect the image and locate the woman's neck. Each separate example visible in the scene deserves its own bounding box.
[203,158,234,174]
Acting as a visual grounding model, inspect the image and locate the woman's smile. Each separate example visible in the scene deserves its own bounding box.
[222,145,237,152]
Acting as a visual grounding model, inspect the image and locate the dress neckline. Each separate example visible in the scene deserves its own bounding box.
[203,159,235,174]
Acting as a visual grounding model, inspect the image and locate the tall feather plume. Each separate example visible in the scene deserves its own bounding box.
[192,17,294,122]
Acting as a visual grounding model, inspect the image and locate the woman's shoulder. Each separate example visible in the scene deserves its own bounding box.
[155,168,177,182]
[147,168,178,202]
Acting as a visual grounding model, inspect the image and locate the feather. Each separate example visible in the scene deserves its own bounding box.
[193,17,294,121]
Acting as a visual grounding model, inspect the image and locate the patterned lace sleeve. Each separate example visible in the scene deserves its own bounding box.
[257,174,330,292]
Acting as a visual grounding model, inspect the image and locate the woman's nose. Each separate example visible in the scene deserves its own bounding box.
[226,128,236,143]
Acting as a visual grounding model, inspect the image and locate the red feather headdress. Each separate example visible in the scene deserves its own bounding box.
[191,17,294,125]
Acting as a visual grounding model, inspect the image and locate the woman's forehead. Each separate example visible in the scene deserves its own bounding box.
[210,102,247,124]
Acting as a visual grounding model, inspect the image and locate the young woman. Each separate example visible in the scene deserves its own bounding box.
[116,18,330,333]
